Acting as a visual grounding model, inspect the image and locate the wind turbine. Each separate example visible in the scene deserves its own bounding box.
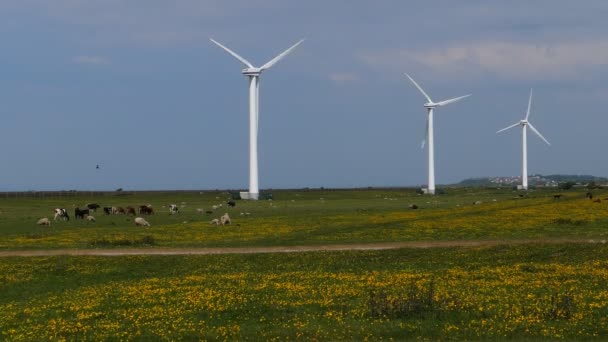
[496,89,550,190]
[210,38,304,200]
[405,73,471,195]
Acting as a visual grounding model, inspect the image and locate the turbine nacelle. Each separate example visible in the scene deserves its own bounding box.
[242,68,262,76]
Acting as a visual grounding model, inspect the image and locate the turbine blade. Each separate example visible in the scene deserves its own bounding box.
[436,94,471,107]
[527,123,550,146]
[525,88,533,120]
[260,39,305,71]
[496,122,520,134]
[209,38,254,68]
[421,117,429,149]
[404,73,433,103]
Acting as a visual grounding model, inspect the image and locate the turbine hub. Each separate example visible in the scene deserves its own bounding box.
[242,68,262,76]
[424,103,437,109]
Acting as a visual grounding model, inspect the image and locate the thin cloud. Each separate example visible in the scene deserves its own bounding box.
[72,55,110,65]
[359,40,608,80]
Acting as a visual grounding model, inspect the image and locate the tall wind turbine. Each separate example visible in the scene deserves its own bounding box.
[210,38,304,200]
[496,89,550,190]
[405,73,471,195]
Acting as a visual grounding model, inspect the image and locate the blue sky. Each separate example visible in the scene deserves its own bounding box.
[0,1,607,190]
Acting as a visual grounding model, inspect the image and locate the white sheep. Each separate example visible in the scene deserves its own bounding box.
[209,218,220,225]
[86,215,96,222]
[37,217,51,226]
[134,217,151,227]
[220,213,231,226]
[196,208,205,214]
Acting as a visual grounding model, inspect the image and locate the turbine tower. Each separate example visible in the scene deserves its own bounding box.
[405,74,471,195]
[496,89,550,190]
[210,38,304,200]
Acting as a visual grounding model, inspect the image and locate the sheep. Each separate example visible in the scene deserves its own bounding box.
[196,208,205,214]
[37,217,51,226]
[86,215,96,222]
[220,213,231,226]
[134,217,150,227]
[210,218,220,225]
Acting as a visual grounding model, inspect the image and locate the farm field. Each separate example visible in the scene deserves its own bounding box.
[0,187,607,250]
[2,244,608,340]
[2,187,608,340]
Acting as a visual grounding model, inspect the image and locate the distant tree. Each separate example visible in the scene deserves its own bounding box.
[115,188,123,192]
[558,182,575,190]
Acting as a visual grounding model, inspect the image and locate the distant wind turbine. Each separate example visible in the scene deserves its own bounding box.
[210,38,304,200]
[496,89,550,190]
[405,73,471,195]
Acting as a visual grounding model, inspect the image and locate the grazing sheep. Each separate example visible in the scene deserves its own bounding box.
[212,204,223,210]
[134,217,150,227]
[473,201,482,205]
[86,215,96,222]
[196,208,205,214]
[220,213,231,226]
[240,212,251,216]
[210,218,220,225]
[37,217,51,226]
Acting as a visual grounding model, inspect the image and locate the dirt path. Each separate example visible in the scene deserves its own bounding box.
[0,238,603,257]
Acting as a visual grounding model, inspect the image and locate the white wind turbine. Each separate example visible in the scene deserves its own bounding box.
[405,73,471,195]
[210,38,304,200]
[496,89,550,190]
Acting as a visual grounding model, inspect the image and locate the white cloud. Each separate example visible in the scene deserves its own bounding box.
[72,55,110,65]
[359,40,608,80]
[328,72,359,83]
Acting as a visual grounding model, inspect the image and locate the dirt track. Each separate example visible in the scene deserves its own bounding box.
[0,238,603,257]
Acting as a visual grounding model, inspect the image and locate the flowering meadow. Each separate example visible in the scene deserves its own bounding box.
[0,188,606,249]
[1,188,608,339]
[2,244,608,340]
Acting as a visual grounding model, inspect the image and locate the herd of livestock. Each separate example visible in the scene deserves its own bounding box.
[36,200,237,227]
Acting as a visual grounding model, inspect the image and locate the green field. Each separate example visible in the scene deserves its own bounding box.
[0,188,607,249]
[2,245,608,340]
[1,188,608,340]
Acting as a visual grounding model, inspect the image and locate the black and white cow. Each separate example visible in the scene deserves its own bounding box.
[169,204,179,214]
[53,208,70,221]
